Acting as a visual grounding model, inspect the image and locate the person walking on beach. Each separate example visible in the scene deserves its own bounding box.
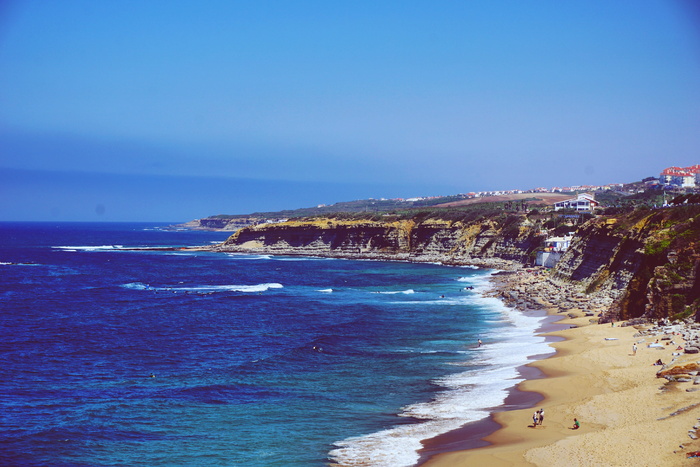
[533,411,539,427]
[632,343,637,356]
[538,408,544,426]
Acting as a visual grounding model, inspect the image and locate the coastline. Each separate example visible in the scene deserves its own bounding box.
[192,244,700,464]
[419,269,700,466]
[416,288,568,465]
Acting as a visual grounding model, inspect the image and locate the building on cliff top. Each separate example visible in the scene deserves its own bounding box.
[660,165,700,188]
[553,193,599,212]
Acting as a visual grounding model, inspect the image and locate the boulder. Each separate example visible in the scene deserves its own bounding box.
[657,363,700,378]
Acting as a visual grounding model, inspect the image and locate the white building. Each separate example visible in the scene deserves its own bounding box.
[536,235,573,267]
[553,193,599,212]
[544,235,572,252]
[660,165,700,187]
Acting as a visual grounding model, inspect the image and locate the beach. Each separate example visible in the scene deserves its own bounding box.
[421,269,700,466]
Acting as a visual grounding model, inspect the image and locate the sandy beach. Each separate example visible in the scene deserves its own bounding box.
[421,270,700,466]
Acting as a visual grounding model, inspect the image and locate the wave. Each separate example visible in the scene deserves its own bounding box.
[226,254,274,260]
[376,289,415,295]
[318,289,334,293]
[329,293,552,467]
[121,282,284,293]
[54,245,125,251]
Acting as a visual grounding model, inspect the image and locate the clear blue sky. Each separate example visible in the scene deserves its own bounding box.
[1,1,699,222]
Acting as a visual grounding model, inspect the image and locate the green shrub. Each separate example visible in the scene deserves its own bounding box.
[644,239,671,256]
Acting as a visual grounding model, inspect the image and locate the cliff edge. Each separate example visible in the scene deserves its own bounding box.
[214,213,543,269]
[213,206,700,322]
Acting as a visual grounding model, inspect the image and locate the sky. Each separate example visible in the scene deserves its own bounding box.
[1,1,699,222]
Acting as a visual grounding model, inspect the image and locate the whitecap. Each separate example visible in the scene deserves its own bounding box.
[273,256,331,261]
[226,254,273,260]
[54,245,124,252]
[122,282,151,290]
[121,282,284,293]
[318,289,333,293]
[330,286,553,467]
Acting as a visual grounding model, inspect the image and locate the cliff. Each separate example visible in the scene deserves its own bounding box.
[214,206,700,322]
[549,205,700,321]
[215,214,544,268]
[174,217,278,231]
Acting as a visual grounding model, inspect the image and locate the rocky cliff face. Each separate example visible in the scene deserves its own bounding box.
[214,206,700,322]
[215,215,543,268]
[550,205,700,321]
[175,217,282,231]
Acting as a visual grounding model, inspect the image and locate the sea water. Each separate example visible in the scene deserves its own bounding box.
[0,222,553,466]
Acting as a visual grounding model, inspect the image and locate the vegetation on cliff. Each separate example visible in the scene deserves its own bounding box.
[215,202,700,323]
[551,205,700,322]
[218,208,547,265]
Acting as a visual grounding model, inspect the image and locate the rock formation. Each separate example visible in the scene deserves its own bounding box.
[215,214,542,268]
[213,205,700,322]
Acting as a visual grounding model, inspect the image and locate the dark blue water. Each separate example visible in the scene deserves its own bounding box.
[0,222,551,466]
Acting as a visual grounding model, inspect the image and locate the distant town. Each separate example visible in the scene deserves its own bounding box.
[354,164,700,206]
[190,164,698,231]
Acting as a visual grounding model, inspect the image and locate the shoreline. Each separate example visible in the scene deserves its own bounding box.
[144,245,700,464]
[419,268,700,466]
[416,300,568,465]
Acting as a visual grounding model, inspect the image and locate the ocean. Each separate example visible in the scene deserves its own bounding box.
[0,222,553,466]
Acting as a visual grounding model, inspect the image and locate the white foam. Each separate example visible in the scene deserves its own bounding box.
[273,256,326,261]
[377,289,415,295]
[329,283,552,467]
[123,282,150,290]
[390,295,472,307]
[226,254,273,260]
[318,289,334,293]
[121,282,284,293]
[54,245,124,251]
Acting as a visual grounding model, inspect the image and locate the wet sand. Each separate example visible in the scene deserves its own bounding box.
[419,270,700,466]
